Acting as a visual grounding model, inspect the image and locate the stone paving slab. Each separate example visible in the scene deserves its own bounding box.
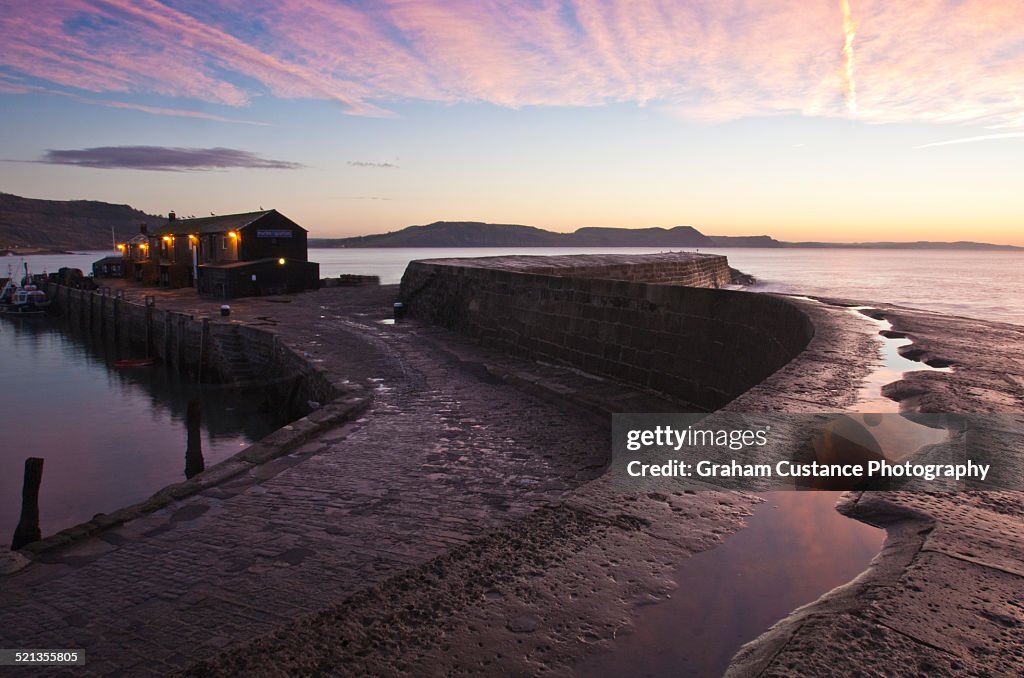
[0,286,608,675]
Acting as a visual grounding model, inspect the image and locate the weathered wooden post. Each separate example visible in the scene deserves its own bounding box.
[177,315,186,370]
[112,295,120,344]
[164,312,172,364]
[185,399,205,479]
[197,318,210,383]
[99,290,107,337]
[11,458,44,551]
[145,296,155,358]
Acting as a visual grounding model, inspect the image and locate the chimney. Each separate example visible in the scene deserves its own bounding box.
[140,223,149,235]
[168,211,176,221]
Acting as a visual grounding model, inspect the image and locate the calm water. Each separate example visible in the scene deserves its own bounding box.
[16,247,1022,325]
[0,317,285,541]
[317,247,1024,325]
[576,491,884,678]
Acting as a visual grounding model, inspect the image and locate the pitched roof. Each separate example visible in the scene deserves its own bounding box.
[153,210,291,236]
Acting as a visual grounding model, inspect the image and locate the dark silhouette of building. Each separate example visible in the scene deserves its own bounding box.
[119,210,319,298]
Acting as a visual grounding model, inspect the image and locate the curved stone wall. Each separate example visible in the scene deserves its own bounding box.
[400,255,814,411]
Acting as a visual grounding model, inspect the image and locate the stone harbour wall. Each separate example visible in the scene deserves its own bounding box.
[45,283,338,407]
[399,254,812,411]
[403,252,735,287]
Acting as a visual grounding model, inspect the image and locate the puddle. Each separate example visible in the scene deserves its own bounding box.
[841,306,950,454]
[576,490,884,677]
[849,306,952,413]
[576,297,950,676]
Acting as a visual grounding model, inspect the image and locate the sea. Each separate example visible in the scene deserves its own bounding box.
[8,246,1023,325]
[2,246,1021,542]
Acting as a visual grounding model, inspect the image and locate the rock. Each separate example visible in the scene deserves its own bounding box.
[506,614,541,633]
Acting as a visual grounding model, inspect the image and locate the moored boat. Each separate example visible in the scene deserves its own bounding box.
[0,279,51,316]
[113,358,155,368]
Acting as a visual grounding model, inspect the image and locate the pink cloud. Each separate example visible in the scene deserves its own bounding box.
[1,0,1022,127]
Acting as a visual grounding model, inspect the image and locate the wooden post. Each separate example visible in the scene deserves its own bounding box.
[197,318,210,383]
[283,375,304,417]
[177,315,186,370]
[164,313,172,364]
[113,296,120,344]
[145,298,155,358]
[185,399,205,479]
[11,458,44,551]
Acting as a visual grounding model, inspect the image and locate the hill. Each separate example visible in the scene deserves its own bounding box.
[312,221,720,248]
[0,193,162,250]
[314,221,1019,250]
[321,221,568,248]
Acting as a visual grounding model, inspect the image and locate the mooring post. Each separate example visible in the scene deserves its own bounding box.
[197,318,210,383]
[113,296,120,344]
[284,375,304,417]
[177,315,186,370]
[145,298,154,358]
[11,458,44,551]
[164,313,172,364]
[185,399,205,479]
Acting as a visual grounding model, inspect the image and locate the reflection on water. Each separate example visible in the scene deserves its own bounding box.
[850,307,953,414]
[576,491,884,678]
[0,317,288,541]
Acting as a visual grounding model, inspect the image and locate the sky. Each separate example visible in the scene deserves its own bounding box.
[1,0,1023,244]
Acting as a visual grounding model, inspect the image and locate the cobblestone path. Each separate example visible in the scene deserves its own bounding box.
[0,290,607,676]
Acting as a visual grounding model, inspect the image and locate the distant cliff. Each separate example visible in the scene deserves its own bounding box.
[312,221,1020,250]
[312,221,737,248]
[0,193,161,251]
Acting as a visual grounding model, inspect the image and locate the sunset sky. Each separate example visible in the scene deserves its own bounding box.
[2,1,1023,243]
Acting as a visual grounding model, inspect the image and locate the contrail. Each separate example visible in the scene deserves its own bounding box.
[840,0,857,116]
[916,132,1024,149]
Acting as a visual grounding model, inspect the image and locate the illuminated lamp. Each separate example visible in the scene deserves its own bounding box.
[228,231,238,239]
[116,244,125,251]
[278,258,285,265]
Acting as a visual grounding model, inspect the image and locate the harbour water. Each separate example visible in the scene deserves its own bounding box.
[576,490,885,677]
[0,317,287,542]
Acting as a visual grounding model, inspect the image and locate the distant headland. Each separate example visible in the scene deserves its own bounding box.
[2,193,1020,251]
[312,221,1023,250]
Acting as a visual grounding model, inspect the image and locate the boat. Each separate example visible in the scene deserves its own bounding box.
[113,358,154,368]
[0,279,50,316]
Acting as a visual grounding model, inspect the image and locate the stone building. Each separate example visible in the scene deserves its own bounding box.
[119,210,319,297]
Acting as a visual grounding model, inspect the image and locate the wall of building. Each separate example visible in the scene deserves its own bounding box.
[399,255,812,411]
[239,213,308,262]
